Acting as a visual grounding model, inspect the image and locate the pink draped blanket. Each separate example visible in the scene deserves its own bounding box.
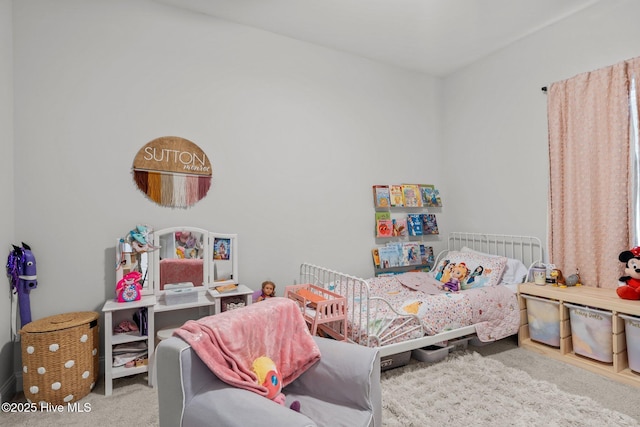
[174,297,321,397]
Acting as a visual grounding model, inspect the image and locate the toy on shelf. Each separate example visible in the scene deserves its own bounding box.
[542,264,581,288]
[117,224,157,270]
[550,268,566,287]
[116,271,143,302]
[116,224,157,297]
[565,269,582,287]
[128,224,157,253]
[617,247,640,300]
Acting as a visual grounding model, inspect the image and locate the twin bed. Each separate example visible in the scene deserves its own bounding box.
[299,232,542,357]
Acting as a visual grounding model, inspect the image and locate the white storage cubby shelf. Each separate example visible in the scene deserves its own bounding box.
[103,226,253,396]
[102,296,156,397]
[518,282,640,387]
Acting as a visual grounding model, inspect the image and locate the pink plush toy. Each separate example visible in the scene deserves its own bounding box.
[252,356,300,412]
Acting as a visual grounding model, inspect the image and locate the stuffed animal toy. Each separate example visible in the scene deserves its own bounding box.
[618,247,640,300]
[550,269,566,287]
[443,263,469,292]
[128,224,157,252]
[175,246,185,259]
[252,356,300,412]
[565,269,582,287]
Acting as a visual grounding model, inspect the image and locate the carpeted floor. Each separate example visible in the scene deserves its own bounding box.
[6,336,640,426]
[472,336,640,423]
[382,347,638,426]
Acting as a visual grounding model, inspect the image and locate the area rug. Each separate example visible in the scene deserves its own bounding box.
[380,352,639,427]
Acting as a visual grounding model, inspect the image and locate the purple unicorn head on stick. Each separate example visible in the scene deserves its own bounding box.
[6,243,38,327]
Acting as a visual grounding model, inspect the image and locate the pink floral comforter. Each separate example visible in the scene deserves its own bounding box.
[360,272,520,342]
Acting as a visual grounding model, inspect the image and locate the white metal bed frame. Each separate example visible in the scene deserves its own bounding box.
[300,232,542,357]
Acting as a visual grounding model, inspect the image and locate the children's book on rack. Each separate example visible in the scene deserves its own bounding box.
[377,244,402,268]
[402,184,422,207]
[374,242,434,270]
[375,211,391,220]
[422,214,439,234]
[402,242,422,266]
[375,211,393,237]
[371,248,381,268]
[407,214,423,236]
[392,218,408,237]
[420,245,434,265]
[389,185,405,207]
[375,211,391,223]
[420,184,443,207]
[372,185,391,208]
[376,220,393,238]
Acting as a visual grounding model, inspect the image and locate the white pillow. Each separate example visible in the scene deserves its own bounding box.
[460,246,529,285]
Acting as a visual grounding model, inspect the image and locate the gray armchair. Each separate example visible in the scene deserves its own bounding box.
[156,335,381,427]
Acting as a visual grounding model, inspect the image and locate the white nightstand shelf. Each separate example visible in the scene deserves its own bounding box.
[208,284,254,313]
[102,295,156,396]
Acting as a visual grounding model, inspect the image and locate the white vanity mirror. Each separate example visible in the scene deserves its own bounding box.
[150,227,238,296]
[209,233,238,286]
[153,227,209,294]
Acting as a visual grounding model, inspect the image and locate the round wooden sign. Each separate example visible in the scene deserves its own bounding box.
[132,136,212,208]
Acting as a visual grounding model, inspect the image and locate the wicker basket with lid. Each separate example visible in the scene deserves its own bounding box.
[20,311,99,405]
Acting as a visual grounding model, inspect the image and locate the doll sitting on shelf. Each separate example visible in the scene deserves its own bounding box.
[256,281,276,302]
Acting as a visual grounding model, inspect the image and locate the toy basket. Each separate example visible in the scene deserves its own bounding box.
[20,311,99,405]
[221,296,246,312]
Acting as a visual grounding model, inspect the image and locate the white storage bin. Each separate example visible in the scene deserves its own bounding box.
[469,336,491,347]
[522,295,560,347]
[221,296,246,312]
[619,313,640,373]
[412,345,452,363]
[380,351,411,370]
[565,303,613,363]
[448,337,470,351]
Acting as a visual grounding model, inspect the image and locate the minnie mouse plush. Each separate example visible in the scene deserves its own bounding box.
[618,247,640,300]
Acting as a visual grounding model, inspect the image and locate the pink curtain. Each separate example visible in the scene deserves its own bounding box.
[547,60,634,288]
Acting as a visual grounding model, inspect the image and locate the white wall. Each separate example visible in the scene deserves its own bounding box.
[443,0,640,254]
[0,0,15,401]
[8,0,443,376]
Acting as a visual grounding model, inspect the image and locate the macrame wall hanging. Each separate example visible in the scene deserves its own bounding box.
[132,136,212,208]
